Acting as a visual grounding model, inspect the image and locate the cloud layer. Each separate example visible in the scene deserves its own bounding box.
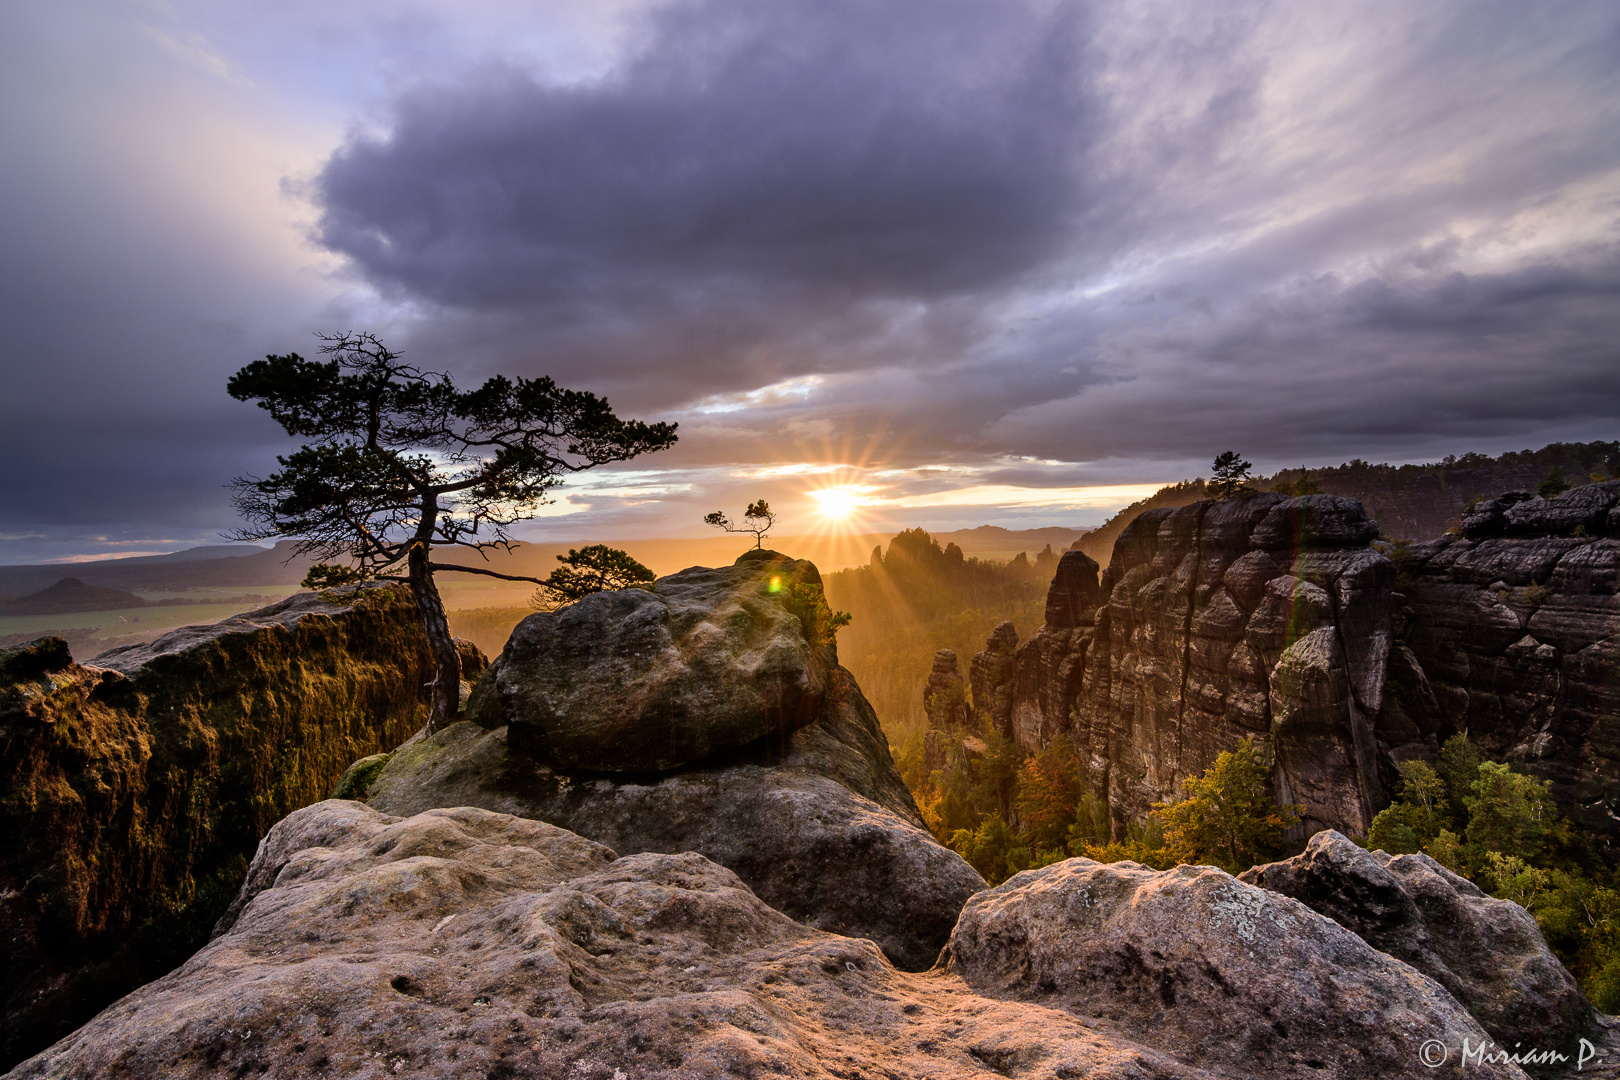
[3,0,1618,558]
[313,0,1620,464]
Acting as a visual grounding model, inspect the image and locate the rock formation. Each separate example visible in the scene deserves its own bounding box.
[0,585,479,1071]
[363,551,987,972]
[1241,830,1593,1054]
[945,856,1528,1079]
[1393,482,1620,839]
[965,493,1391,836]
[466,551,832,772]
[9,801,1550,1080]
[922,648,968,732]
[960,482,1620,845]
[968,619,1020,734]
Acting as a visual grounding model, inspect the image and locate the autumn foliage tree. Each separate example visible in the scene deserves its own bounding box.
[1014,740,1086,853]
[1152,737,1298,871]
[228,332,677,732]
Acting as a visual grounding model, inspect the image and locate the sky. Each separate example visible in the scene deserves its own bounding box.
[2,0,1618,563]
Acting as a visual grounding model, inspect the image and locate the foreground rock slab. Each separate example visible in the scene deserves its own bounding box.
[10,802,1220,1080]
[943,856,1528,1080]
[370,550,986,973]
[1241,830,1595,1056]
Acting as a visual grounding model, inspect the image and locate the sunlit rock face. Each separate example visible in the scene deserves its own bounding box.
[943,856,1526,1080]
[968,493,1392,837]
[0,585,471,1072]
[466,550,832,773]
[371,551,986,973]
[968,481,1620,845]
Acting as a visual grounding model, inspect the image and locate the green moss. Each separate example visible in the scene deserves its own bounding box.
[331,752,394,801]
[0,584,444,1069]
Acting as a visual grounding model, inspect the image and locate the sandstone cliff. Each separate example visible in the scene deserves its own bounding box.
[963,483,1620,847]
[1393,483,1620,839]
[0,585,480,1070]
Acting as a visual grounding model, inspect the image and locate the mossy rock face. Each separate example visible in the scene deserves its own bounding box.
[330,753,394,801]
[0,585,479,1070]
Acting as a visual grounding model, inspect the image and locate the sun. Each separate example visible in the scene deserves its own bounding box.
[811,487,863,520]
[808,485,879,530]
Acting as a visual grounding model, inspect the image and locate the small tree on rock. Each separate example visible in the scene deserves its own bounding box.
[1538,466,1573,498]
[705,500,777,548]
[530,545,655,610]
[1208,451,1253,500]
[228,332,677,733]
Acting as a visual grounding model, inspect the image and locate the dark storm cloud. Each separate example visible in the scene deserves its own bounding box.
[318,0,1091,303]
[314,0,1096,390]
[310,0,1620,471]
[984,249,1620,465]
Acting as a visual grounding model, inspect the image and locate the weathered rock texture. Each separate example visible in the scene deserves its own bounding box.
[1393,482,1620,838]
[371,552,986,973]
[968,619,1020,734]
[1241,830,1595,1055]
[944,856,1525,1079]
[12,801,1521,1080]
[963,482,1620,845]
[921,648,968,732]
[466,549,831,772]
[0,585,473,1071]
[3,802,1170,1080]
[971,493,1393,836]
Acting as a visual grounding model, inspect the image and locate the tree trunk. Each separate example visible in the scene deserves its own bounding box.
[408,539,460,735]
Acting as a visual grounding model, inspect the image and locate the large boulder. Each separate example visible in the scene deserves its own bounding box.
[9,801,1220,1080]
[943,856,1527,1079]
[0,585,471,1072]
[367,674,983,972]
[373,552,986,972]
[1250,493,1383,552]
[1241,830,1595,1056]
[466,549,831,772]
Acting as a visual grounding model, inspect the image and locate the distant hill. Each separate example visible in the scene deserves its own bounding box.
[0,577,148,615]
[928,525,1090,555]
[1265,441,1619,541]
[1073,440,1620,565]
[0,541,317,598]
